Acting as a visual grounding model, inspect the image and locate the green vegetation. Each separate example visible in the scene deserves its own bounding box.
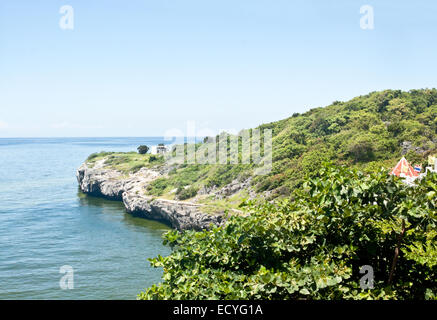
[139,165,437,300]
[176,186,199,200]
[146,164,209,196]
[81,89,437,299]
[86,151,116,162]
[88,90,437,201]
[137,145,150,154]
[198,190,249,214]
[146,163,252,199]
[145,89,437,201]
[86,151,164,174]
[252,89,437,196]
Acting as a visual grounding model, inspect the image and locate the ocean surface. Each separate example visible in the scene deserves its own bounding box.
[0,138,172,299]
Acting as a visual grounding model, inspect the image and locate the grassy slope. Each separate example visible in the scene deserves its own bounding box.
[86,89,437,205]
[86,151,165,173]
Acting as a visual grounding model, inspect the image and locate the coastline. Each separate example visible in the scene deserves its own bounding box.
[76,160,225,230]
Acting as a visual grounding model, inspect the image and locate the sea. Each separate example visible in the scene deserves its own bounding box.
[0,137,172,299]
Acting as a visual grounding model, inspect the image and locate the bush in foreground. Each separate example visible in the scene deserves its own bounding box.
[139,165,436,300]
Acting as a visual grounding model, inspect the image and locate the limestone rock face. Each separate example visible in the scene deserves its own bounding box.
[76,161,223,230]
[122,193,223,231]
[214,178,252,199]
[401,141,426,155]
[76,162,125,200]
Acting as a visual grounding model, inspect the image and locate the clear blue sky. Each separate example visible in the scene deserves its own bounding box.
[1,0,436,137]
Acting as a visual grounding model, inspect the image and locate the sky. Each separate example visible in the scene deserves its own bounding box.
[0,0,437,137]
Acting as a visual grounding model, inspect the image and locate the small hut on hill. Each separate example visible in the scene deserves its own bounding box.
[156,143,168,154]
[390,157,419,184]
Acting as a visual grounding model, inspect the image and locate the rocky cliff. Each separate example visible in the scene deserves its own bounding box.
[76,160,224,230]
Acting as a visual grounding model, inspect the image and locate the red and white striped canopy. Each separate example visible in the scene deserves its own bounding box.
[390,157,419,178]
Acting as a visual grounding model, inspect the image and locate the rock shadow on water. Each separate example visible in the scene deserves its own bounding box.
[77,189,172,231]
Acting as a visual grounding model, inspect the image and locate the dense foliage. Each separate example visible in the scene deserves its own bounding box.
[144,89,437,200]
[139,165,436,300]
[176,186,199,200]
[254,89,437,196]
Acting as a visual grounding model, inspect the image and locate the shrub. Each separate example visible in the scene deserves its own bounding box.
[130,163,145,173]
[149,155,165,164]
[86,153,100,161]
[147,178,170,196]
[347,137,375,162]
[139,165,436,300]
[176,186,199,200]
[86,151,114,161]
[137,145,150,154]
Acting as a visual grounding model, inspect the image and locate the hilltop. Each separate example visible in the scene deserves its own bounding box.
[79,89,437,222]
[254,89,436,192]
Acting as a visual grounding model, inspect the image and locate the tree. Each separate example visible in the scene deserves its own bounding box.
[137,145,149,154]
[139,164,436,300]
[347,136,375,162]
[176,186,199,200]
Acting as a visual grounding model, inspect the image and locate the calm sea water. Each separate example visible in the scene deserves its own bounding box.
[0,138,172,300]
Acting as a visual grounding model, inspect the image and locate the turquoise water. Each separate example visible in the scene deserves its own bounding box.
[0,138,171,299]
